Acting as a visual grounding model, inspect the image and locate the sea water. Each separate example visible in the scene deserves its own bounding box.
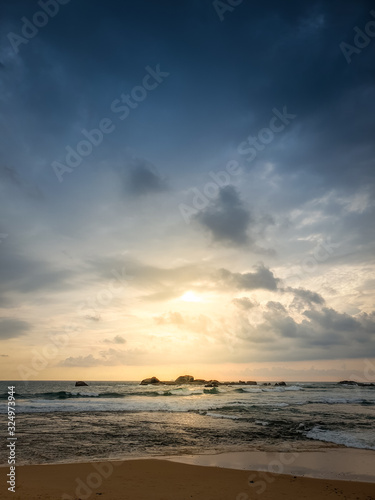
[0,381,374,465]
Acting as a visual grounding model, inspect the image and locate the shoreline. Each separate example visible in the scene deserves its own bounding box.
[160,448,375,483]
[2,447,375,481]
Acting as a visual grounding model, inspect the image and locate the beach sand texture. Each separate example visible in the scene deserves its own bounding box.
[2,458,375,500]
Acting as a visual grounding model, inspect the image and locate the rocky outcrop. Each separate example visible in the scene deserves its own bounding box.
[175,375,194,384]
[338,380,374,387]
[75,381,88,387]
[205,380,220,387]
[275,381,286,387]
[139,374,264,386]
[262,383,271,386]
[140,376,160,385]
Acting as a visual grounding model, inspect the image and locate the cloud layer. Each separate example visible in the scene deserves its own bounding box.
[0,0,375,379]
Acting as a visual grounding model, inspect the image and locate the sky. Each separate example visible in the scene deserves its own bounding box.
[0,0,375,382]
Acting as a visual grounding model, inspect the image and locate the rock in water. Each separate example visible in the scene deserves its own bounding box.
[205,380,220,387]
[140,376,160,385]
[338,380,374,386]
[75,381,88,387]
[275,381,286,387]
[175,375,194,384]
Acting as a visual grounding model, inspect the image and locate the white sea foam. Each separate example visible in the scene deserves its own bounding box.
[306,427,375,450]
[262,385,302,392]
[169,388,204,396]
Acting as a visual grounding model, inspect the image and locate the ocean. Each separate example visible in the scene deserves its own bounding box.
[1,381,374,465]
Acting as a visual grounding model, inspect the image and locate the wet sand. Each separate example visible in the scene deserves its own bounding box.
[161,448,375,482]
[1,452,375,500]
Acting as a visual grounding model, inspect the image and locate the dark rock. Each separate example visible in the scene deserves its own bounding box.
[338,380,374,387]
[246,381,257,385]
[275,381,287,387]
[205,380,220,387]
[192,379,207,384]
[262,383,271,386]
[175,375,194,384]
[75,381,88,387]
[238,380,246,385]
[140,376,160,385]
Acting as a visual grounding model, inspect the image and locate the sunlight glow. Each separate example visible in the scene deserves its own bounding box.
[180,291,202,302]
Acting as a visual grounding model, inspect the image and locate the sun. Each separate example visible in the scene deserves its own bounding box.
[180,291,202,302]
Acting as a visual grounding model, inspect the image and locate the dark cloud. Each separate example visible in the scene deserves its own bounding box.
[288,288,325,305]
[0,318,30,339]
[232,297,256,310]
[266,301,287,313]
[126,159,167,196]
[303,307,361,333]
[0,248,73,297]
[195,186,251,246]
[217,264,279,291]
[237,303,375,360]
[286,287,326,311]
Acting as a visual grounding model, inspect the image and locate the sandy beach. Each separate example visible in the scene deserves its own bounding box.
[2,452,375,500]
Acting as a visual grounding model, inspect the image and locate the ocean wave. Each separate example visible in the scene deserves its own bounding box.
[205,412,240,420]
[70,391,100,397]
[169,388,204,396]
[204,387,220,394]
[305,426,375,450]
[32,391,120,399]
[262,385,303,392]
[237,387,263,393]
[313,398,375,405]
[233,385,303,394]
[7,387,220,401]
